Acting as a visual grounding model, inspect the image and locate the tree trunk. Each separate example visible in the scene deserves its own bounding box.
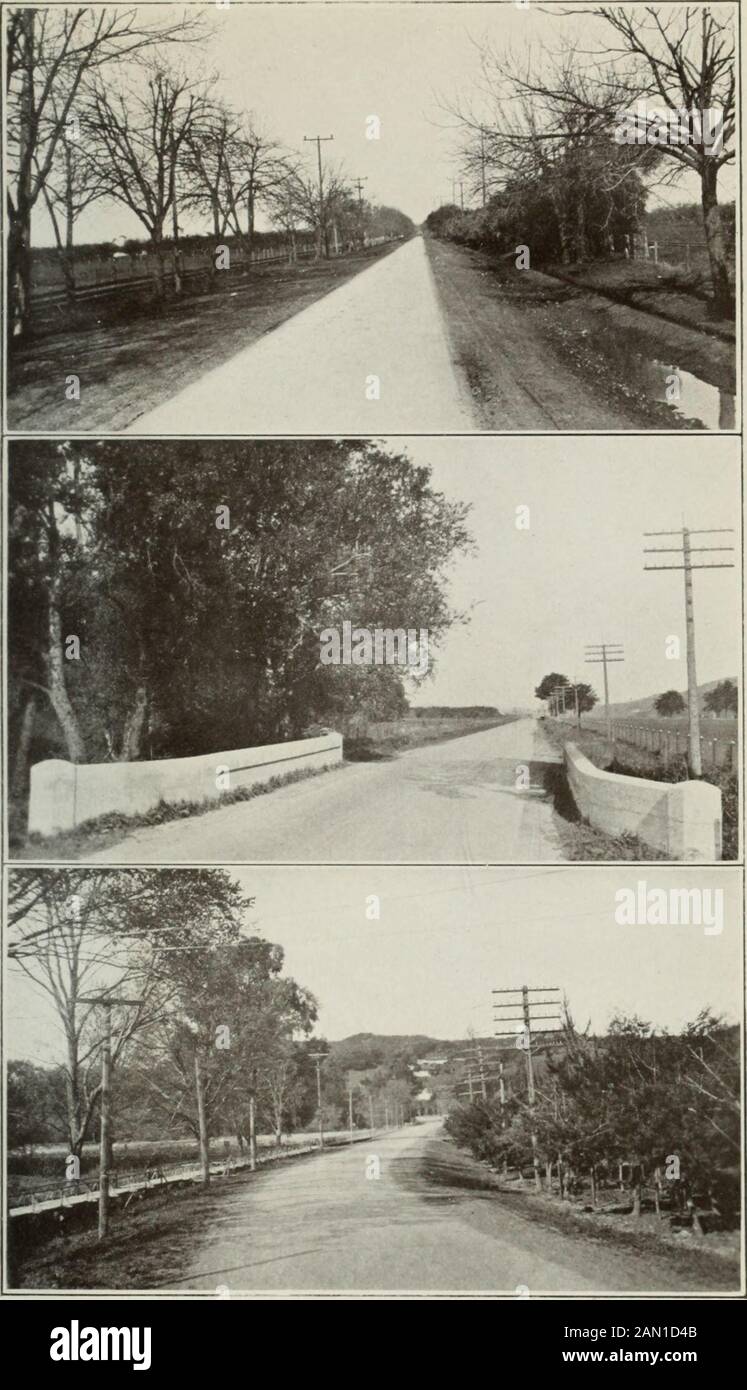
[150,227,167,296]
[249,1095,257,1171]
[63,145,77,299]
[8,11,35,343]
[701,158,733,316]
[246,191,255,258]
[194,1048,210,1186]
[575,191,587,262]
[11,693,36,810]
[589,1164,597,1208]
[46,589,86,762]
[8,210,33,345]
[687,1195,705,1236]
[632,1181,642,1218]
[119,685,148,761]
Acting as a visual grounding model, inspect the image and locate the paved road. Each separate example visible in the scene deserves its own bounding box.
[127,236,474,434]
[87,719,565,864]
[168,1120,712,1294]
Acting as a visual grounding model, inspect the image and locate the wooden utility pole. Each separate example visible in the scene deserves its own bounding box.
[493,985,562,1193]
[80,994,143,1240]
[309,1051,328,1148]
[99,1005,113,1237]
[304,134,334,257]
[353,176,368,210]
[248,1094,257,1170]
[644,527,735,776]
[552,683,569,719]
[585,643,625,745]
[480,128,487,207]
[194,1046,210,1185]
[348,1080,355,1143]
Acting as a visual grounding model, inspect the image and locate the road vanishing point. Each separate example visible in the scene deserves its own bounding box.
[127,235,475,434]
[169,1120,718,1294]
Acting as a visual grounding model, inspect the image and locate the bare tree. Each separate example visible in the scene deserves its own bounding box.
[276,163,353,259]
[8,871,160,1158]
[566,4,735,310]
[5,4,202,337]
[36,94,106,300]
[450,42,654,263]
[183,107,295,261]
[87,64,210,294]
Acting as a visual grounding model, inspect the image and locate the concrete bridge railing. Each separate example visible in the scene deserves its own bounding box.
[28,733,343,838]
[564,742,722,861]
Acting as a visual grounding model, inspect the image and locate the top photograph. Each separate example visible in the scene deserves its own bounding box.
[2,0,734,433]
[4,0,739,435]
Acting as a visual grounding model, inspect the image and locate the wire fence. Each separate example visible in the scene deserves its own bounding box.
[9,1129,382,1216]
[572,716,738,771]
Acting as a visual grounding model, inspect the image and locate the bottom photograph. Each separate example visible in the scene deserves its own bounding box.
[4,865,743,1297]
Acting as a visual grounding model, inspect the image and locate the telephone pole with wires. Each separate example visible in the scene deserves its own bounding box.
[79,994,144,1240]
[304,133,334,257]
[493,986,562,1192]
[644,526,735,776]
[585,643,625,744]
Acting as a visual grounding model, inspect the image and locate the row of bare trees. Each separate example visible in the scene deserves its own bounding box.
[6,7,409,336]
[442,5,735,312]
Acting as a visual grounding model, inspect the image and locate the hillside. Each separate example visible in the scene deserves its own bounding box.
[328,1033,467,1071]
[603,677,738,721]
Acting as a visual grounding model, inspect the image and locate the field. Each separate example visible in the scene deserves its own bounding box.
[343,713,517,759]
[8,1130,365,1209]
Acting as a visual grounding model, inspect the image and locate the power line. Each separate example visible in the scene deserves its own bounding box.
[585,643,625,744]
[492,985,562,1193]
[303,133,334,257]
[644,526,735,776]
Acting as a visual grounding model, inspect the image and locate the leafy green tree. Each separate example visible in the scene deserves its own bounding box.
[655,689,686,717]
[704,680,738,716]
[534,673,570,703]
[569,682,598,724]
[138,936,317,1179]
[8,868,247,1158]
[8,440,473,809]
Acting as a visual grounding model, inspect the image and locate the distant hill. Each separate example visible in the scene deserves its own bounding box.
[328,1033,470,1071]
[604,677,738,721]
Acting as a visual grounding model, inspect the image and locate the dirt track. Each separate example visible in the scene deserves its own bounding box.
[426,238,732,431]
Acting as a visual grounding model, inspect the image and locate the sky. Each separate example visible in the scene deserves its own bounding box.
[385,435,741,710]
[6,865,743,1059]
[29,0,737,246]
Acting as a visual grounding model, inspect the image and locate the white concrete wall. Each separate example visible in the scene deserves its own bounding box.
[28,734,343,838]
[564,743,722,861]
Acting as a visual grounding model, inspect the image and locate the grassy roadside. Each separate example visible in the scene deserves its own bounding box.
[426,238,735,431]
[7,242,401,432]
[544,257,736,345]
[485,1178,739,1290]
[9,1140,357,1292]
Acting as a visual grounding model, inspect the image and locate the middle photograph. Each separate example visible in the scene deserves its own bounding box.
[6,434,741,867]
